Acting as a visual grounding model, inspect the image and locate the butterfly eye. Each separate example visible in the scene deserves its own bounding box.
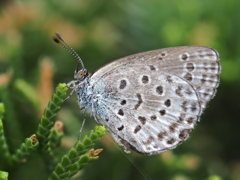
[78,71,85,76]
[75,69,88,80]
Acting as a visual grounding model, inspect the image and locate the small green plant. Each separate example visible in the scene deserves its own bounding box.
[48,127,105,180]
[0,84,106,180]
[0,171,8,180]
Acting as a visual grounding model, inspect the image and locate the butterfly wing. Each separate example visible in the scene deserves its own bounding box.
[89,46,220,155]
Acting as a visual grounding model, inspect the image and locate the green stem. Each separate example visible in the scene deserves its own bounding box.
[11,134,39,164]
[0,119,12,166]
[35,83,67,172]
[36,83,67,155]
[48,126,106,180]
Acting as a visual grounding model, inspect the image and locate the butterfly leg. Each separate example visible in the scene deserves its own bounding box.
[78,114,86,140]
[66,80,78,89]
[64,88,75,101]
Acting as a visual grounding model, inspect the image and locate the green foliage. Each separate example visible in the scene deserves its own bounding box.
[0,103,4,119]
[48,126,105,180]
[207,175,222,180]
[49,126,64,150]
[0,0,240,179]
[0,85,105,179]
[14,79,40,110]
[0,119,11,165]
[0,104,38,166]
[0,171,8,180]
[11,135,39,164]
[36,83,67,155]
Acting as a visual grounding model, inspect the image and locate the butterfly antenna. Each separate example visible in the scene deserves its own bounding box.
[53,32,85,70]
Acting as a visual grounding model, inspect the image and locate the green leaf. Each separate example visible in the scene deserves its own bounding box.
[36,83,67,155]
[48,126,105,180]
[0,171,8,180]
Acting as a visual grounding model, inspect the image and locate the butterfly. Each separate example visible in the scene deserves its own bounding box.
[53,33,221,155]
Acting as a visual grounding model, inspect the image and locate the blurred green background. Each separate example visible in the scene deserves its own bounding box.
[0,0,240,180]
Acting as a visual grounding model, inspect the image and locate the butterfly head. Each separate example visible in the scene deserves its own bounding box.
[74,67,88,81]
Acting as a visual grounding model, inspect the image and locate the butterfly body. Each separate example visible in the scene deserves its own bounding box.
[69,46,220,155]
